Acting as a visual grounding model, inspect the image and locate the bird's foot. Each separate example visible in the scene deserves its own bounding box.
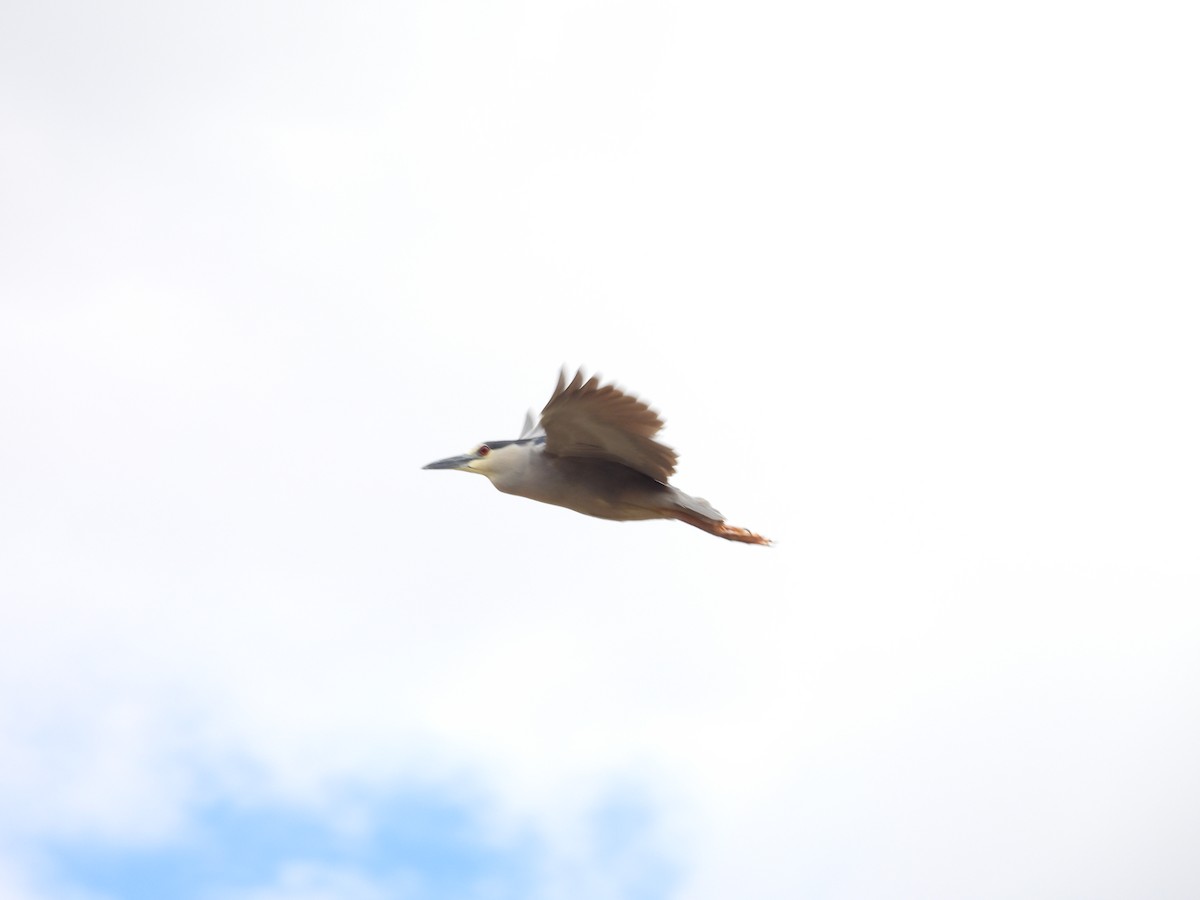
[672,510,772,545]
[713,522,773,545]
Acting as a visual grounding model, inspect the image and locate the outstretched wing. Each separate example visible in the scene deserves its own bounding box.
[537,368,677,483]
[519,408,543,440]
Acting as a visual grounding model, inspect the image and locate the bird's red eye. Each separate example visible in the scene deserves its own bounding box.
[477,444,490,456]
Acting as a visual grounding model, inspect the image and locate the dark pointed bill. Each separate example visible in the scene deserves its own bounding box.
[422,454,475,470]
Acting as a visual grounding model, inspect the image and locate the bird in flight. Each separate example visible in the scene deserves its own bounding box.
[423,368,770,544]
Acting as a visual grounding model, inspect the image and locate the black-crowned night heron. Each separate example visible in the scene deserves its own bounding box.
[423,368,771,544]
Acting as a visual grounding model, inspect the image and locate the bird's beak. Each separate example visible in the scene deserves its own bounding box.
[422,454,475,471]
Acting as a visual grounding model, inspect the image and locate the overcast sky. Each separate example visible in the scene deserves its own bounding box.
[2,2,1198,899]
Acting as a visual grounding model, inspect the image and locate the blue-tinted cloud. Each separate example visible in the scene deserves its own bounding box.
[34,783,676,900]
[586,789,676,900]
[42,788,533,900]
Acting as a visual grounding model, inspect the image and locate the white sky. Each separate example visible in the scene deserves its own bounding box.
[2,1,1198,898]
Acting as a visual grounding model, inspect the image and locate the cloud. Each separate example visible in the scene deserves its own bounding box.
[36,788,541,900]
[19,772,677,900]
[2,1,1199,899]
[214,863,395,900]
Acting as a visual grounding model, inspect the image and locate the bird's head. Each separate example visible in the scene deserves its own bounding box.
[422,440,524,480]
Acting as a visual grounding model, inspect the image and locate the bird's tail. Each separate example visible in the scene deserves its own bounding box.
[667,489,772,545]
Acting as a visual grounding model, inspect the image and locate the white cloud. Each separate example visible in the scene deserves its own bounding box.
[2,1,1198,898]
[210,863,398,900]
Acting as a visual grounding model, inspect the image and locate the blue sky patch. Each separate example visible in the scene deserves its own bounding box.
[44,786,540,900]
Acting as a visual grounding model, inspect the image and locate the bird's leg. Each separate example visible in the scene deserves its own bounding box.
[670,510,772,545]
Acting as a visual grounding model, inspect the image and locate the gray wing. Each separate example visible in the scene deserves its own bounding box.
[537,368,678,483]
[519,407,544,440]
